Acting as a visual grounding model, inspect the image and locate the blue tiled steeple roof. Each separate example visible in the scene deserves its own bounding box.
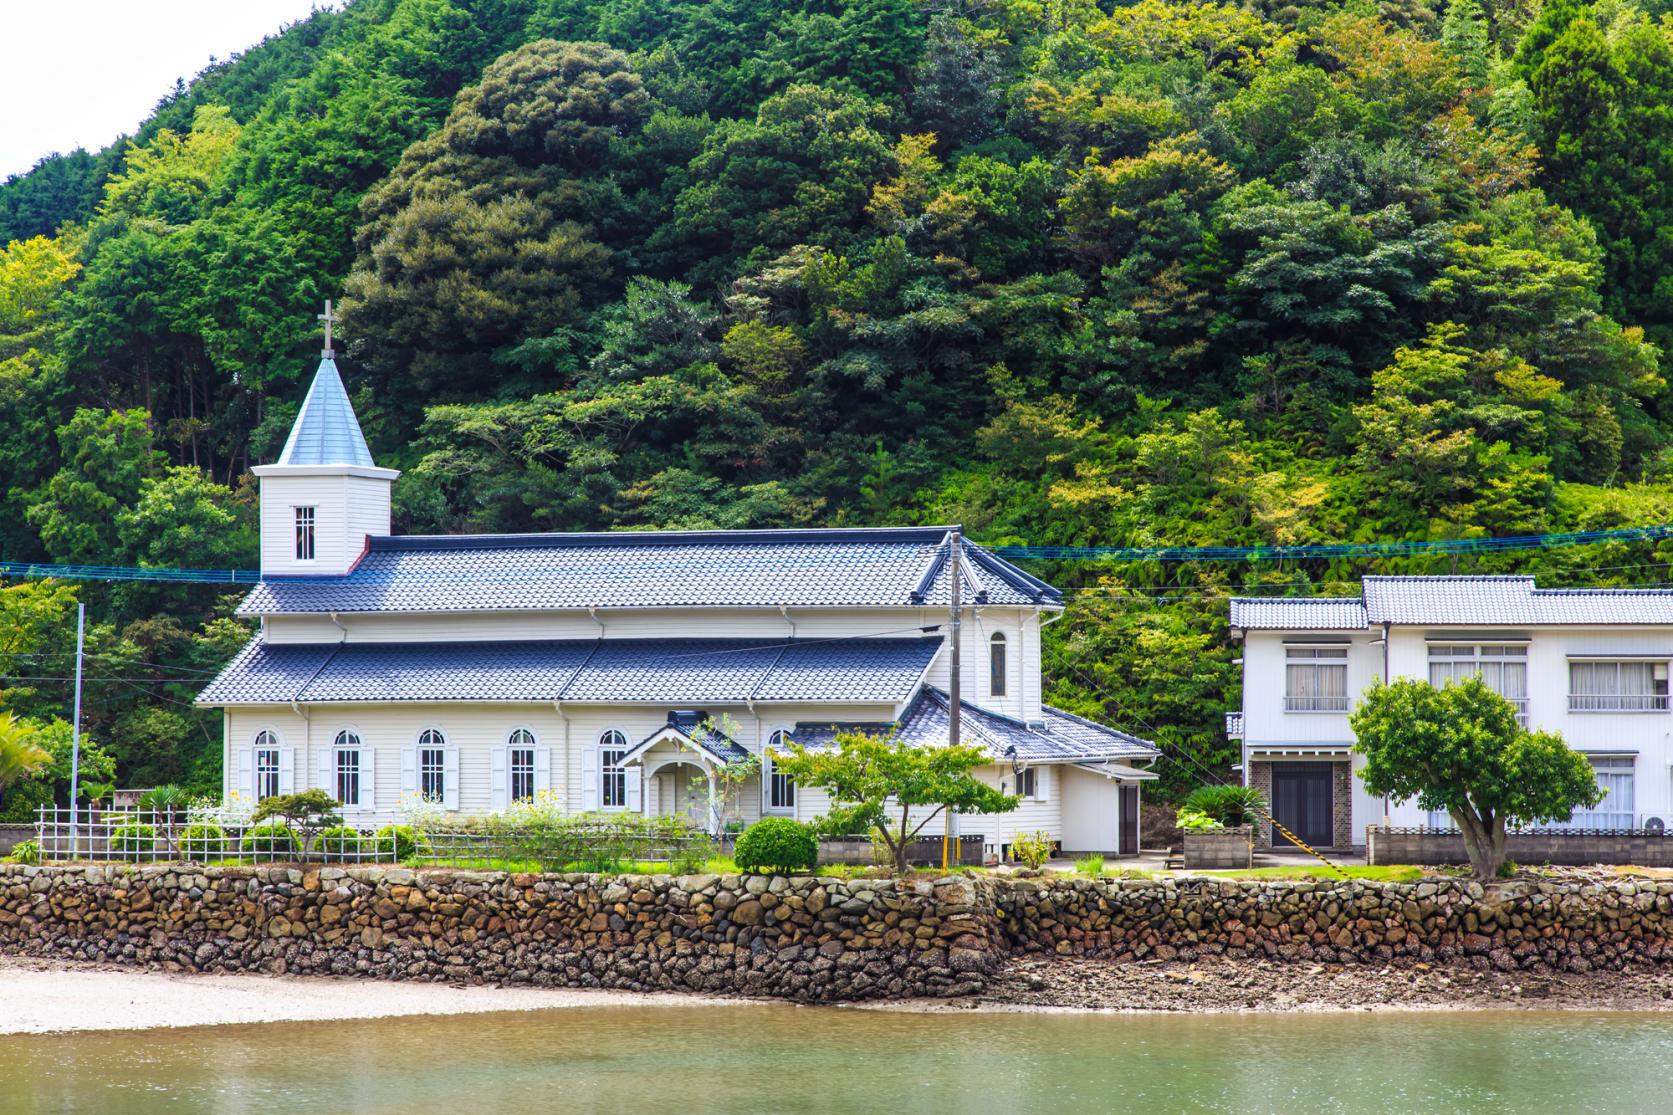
[276,357,375,467]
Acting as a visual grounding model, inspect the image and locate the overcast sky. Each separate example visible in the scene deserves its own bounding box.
[2,0,344,180]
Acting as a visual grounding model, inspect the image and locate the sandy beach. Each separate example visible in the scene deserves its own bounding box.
[0,957,730,1034]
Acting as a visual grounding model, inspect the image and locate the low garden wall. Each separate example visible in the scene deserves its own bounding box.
[4,865,1673,1000]
[1367,827,1673,868]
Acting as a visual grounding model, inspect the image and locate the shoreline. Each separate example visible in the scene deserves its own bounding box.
[3,955,1672,1033]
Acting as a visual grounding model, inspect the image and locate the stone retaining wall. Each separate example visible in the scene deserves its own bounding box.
[996,875,1673,972]
[0,864,996,1002]
[3,865,1672,1000]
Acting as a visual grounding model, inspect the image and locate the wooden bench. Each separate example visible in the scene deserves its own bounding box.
[1163,845,1184,870]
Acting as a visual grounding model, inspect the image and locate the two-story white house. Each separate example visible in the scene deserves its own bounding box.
[1230,577,1671,849]
[196,355,1160,858]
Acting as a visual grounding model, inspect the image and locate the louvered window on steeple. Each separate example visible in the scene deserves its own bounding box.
[990,632,1008,697]
[295,506,316,560]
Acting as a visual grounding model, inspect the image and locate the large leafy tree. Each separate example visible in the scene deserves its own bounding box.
[771,730,1018,872]
[1351,675,1602,878]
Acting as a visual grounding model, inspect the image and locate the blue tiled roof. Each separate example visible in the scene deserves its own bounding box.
[789,688,1160,764]
[276,358,375,467]
[618,712,752,765]
[1232,576,1673,629]
[236,527,1060,615]
[198,636,941,706]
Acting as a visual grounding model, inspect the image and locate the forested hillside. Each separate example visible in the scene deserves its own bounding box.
[4,0,1673,800]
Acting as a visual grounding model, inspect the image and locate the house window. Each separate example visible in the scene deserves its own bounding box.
[990,633,1007,697]
[1016,768,1037,798]
[508,728,536,803]
[418,729,446,801]
[334,730,361,807]
[1569,661,1669,712]
[253,731,280,800]
[600,730,628,809]
[1429,644,1528,722]
[1285,646,1349,711]
[294,506,316,561]
[765,730,794,812]
[1561,756,1636,830]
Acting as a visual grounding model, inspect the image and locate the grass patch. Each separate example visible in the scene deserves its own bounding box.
[1194,864,1428,883]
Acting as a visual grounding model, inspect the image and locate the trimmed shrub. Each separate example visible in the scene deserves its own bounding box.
[1010,830,1054,868]
[7,839,39,865]
[179,823,226,860]
[1182,784,1267,827]
[733,817,818,873]
[111,822,157,859]
[315,826,362,861]
[374,824,428,862]
[240,823,298,859]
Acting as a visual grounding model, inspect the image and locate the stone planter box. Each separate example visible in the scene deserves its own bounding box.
[0,824,34,856]
[816,835,985,867]
[1367,826,1673,867]
[1184,827,1252,870]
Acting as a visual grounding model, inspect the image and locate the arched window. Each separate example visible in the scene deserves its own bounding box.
[508,728,537,803]
[765,730,795,813]
[989,632,1008,697]
[333,730,362,807]
[599,729,628,808]
[418,728,447,800]
[252,730,281,800]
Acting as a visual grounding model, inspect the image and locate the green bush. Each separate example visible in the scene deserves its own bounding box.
[669,833,713,875]
[1182,784,1267,827]
[1075,853,1105,877]
[111,822,157,859]
[7,839,39,865]
[1176,809,1225,832]
[179,823,226,860]
[373,824,428,862]
[240,823,298,859]
[1010,830,1054,868]
[733,817,818,873]
[315,826,362,861]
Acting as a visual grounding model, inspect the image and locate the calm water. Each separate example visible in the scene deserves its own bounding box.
[1,1005,1669,1114]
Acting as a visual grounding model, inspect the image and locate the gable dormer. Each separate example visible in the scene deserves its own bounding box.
[251,356,399,577]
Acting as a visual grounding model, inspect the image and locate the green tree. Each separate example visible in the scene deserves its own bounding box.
[1441,0,1492,87]
[0,712,52,794]
[1351,675,1601,878]
[771,729,1018,872]
[22,408,162,564]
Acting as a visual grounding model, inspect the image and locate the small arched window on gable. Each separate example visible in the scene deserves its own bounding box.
[989,632,1008,698]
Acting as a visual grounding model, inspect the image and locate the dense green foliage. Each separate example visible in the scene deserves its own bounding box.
[1351,675,1602,877]
[5,0,1673,799]
[733,816,820,872]
[1182,783,1269,827]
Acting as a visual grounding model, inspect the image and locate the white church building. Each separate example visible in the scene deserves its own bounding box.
[198,354,1159,858]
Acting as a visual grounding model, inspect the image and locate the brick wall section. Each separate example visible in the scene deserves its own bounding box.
[1247,761,1274,847]
[5,865,1673,989]
[1332,761,1355,849]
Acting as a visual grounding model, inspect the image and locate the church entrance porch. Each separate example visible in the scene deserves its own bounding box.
[648,759,711,828]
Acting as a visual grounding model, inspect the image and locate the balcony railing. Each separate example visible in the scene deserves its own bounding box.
[1284,696,1349,712]
[1568,694,1670,712]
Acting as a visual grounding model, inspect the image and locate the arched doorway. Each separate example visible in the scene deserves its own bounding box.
[648,759,711,827]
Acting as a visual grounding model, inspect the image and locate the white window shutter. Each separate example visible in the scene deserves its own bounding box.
[581,747,599,811]
[442,748,460,811]
[318,747,333,795]
[237,748,253,798]
[490,748,508,812]
[760,755,771,814]
[278,748,295,794]
[625,765,642,813]
[401,748,417,796]
[1035,767,1048,802]
[535,747,552,793]
[361,748,376,811]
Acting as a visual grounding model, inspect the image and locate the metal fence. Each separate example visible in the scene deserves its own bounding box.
[30,808,708,870]
[32,808,401,864]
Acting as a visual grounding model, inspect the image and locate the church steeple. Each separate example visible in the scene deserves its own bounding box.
[251,303,399,577]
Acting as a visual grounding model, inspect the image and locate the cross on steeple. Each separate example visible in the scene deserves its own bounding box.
[318,299,338,358]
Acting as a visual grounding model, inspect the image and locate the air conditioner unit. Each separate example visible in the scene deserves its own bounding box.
[1644,817,1665,835]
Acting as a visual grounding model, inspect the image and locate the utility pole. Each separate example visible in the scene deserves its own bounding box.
[945,531,962,869]
[68,602,85,857]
